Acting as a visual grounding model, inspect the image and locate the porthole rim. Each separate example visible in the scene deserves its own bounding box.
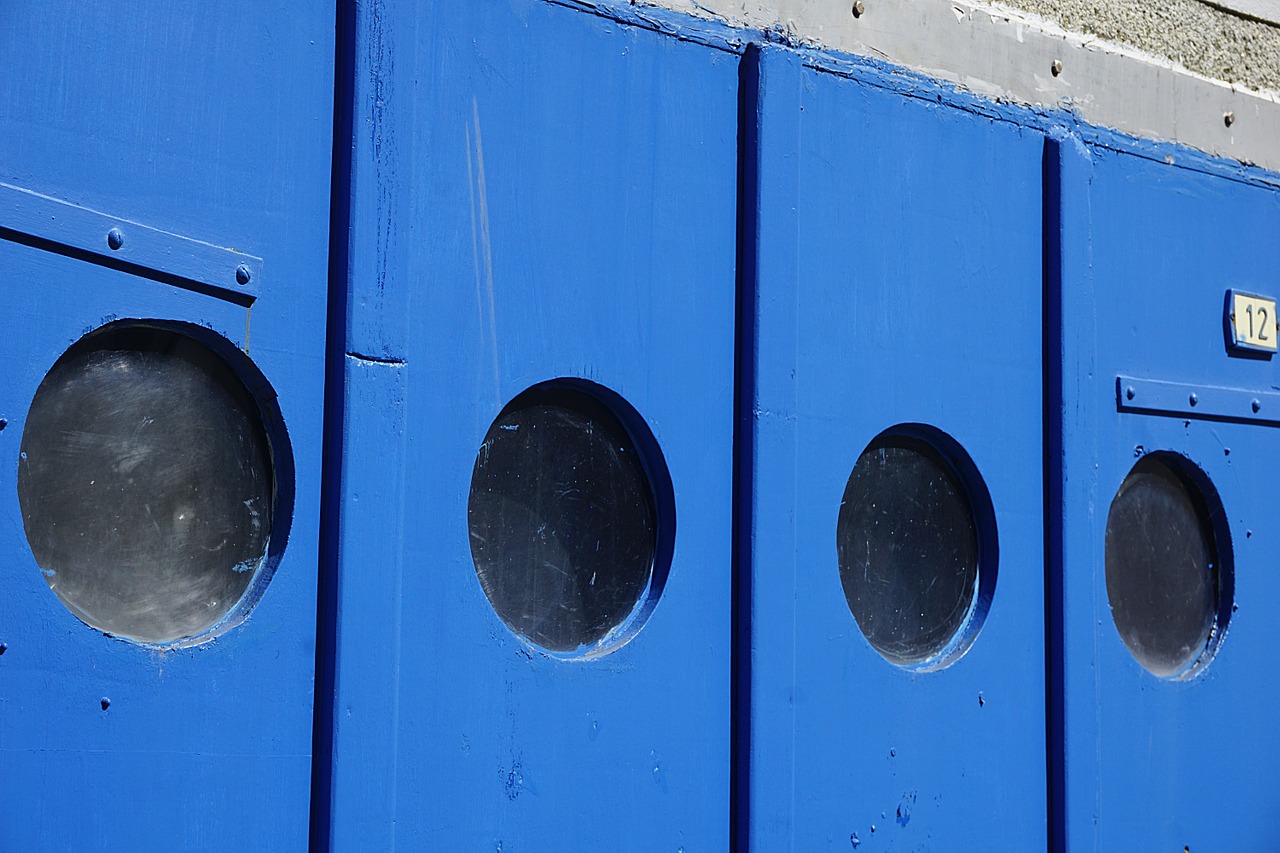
[16,317,294,649]
[466,376,676,662]
[836,422,999,673]
[1105,449,1233,682]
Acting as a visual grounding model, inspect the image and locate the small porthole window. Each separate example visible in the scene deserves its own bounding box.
[467,380,674,658]
[836,427,996,669]
[1105,453,1231,679]
[17,322,284,645]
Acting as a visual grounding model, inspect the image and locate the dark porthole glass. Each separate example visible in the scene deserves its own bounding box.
[1105,454,1230,679]
[467,381,672,657]
[18,324,277,645]
[836,429,994,668]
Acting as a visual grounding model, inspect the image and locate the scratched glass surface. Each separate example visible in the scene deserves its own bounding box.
[837,438,980,666]
[1105,457,1219,678]
[467,387,656,653]
[18,332,273,644]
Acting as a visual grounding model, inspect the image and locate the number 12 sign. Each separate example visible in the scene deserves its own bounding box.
[1227,290,1278,354]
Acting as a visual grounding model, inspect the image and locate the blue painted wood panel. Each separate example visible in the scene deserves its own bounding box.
[1056,138,1280,851]
[0,3,334,848]
[747,47,1047,850]
[324,1,739,848]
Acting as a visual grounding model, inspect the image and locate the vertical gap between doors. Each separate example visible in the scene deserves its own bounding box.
[731,42,763,853]
[1042,134,1067,853]
[309,0,358,848]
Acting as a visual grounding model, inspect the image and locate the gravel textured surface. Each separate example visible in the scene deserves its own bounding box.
[1007,0,1280,93]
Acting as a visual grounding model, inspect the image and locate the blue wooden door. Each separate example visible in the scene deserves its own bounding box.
[1055,138,1280,850]
[0,4,334,848]
[746,47,1047,849]
[321,2,739,848]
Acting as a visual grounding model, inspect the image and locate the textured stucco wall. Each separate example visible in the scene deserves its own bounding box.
[1004,0,1280,93]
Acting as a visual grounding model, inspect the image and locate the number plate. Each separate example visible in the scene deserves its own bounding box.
[1227,290,1278,353]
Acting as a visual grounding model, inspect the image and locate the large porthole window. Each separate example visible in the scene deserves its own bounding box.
[17,321,286,645]
[1105,453,1231,679]
[466,380,674,658]
[836,425,997,670]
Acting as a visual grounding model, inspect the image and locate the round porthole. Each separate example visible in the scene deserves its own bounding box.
[1105,453,1231,679]
[836,426,996,669]
[17,322,287,645]
[466,380,674,658]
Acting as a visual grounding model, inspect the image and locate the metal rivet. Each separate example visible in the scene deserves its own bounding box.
[1125,385,1135,400]
[0,417,7,431]
[0,643,7,655]
[1189,393,1198,406]
[1252,399,1262,413]
[106,228,124,250]
[235,265,252,286]
[852,1,865,17]
[1224,112,1235,128]
[1051,59,1063,77]
[100,697,111,710]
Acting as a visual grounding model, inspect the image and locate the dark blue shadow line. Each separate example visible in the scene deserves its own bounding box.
[309,0,357,848]
[1042,134,1067,853]
[731,41,762,853]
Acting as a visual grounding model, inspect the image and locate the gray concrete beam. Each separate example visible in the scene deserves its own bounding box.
[650,0,1280,172]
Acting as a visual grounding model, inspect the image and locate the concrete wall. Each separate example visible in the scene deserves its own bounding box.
[648,0,1280,171]
[1009,0,1280,94]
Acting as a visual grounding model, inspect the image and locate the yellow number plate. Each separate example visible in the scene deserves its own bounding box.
[1229,291,1278,353]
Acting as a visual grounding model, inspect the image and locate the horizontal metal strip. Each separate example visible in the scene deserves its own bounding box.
[0,182,260,304]
[1117,375,1280,425]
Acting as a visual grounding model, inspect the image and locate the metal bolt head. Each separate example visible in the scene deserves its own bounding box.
[1224,111,1235,127]
[1189,392,1198,407]
[235,264,252,286]
[1051,59,1063,77]
[106,228,124,250]
[1125,385,1135,400]
[1252,398,1262,413]
[852,1,865,17]
[100,697,111,710]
